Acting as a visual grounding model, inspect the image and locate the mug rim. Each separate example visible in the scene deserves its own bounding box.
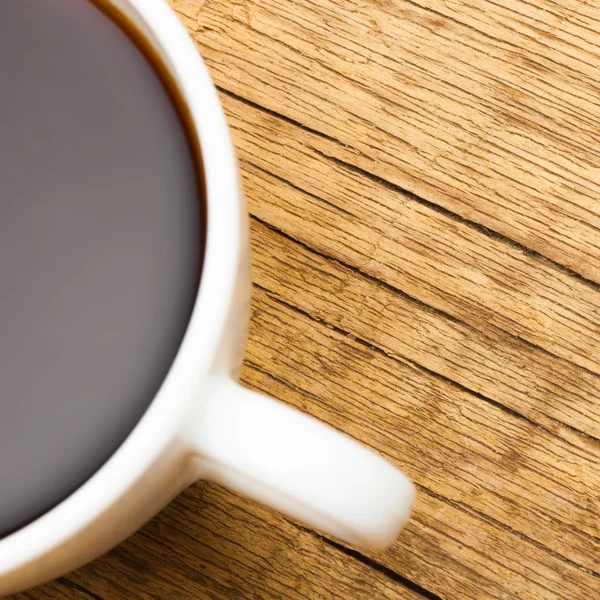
[0,0,241,574]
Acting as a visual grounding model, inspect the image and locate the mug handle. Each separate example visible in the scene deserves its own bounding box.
[187,378,416,550]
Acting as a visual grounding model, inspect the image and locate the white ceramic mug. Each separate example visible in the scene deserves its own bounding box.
[0,0,416,594]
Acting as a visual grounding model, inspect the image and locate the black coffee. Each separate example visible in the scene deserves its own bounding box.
[0,0,203,537]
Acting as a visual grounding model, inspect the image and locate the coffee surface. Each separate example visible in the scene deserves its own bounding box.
[0,0,202,537]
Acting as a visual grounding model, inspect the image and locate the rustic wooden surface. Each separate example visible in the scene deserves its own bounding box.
[17,0,600,598]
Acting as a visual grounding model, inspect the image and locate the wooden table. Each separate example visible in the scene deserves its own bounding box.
[17,0,600,598]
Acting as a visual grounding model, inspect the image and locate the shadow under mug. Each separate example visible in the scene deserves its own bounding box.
[0,0,416,594]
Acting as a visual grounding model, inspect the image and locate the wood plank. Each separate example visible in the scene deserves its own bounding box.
[19,485,426,600]
[13,581,92,600]
[170,0,600,283]
[217,91,600,437]
[220,91,600,377]
[250,214,600,447]
[18,475,600,600]
[241,284,600,577]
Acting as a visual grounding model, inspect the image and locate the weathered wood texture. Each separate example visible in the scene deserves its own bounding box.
[19,0,600,598]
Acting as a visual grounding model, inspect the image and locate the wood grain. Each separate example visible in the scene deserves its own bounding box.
[15,484,425,600]
[223,90,600,379]
[224,92,600,441]
[175,0,600,284]
[21,0,600,598]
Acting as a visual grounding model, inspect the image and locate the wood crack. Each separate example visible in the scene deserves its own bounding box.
[293,524,444,600]
[217,85,600,288]
[250,215,600,448]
